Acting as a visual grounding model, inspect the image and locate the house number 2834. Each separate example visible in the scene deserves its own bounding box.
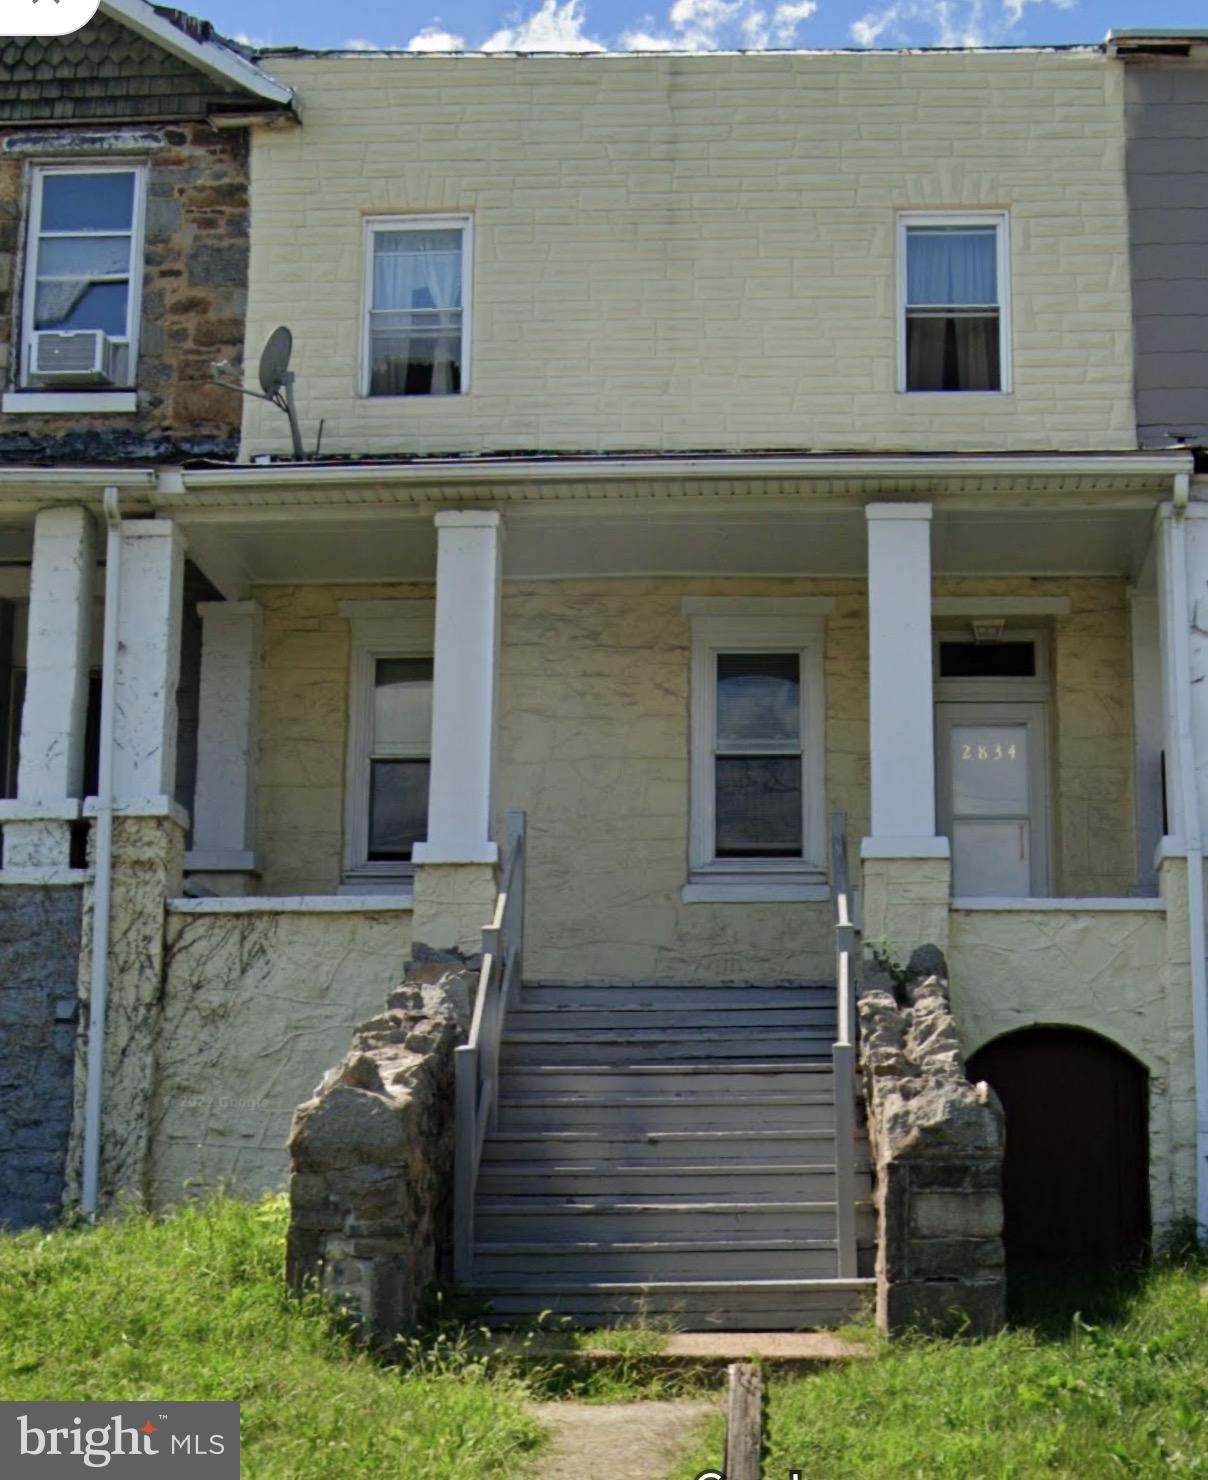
[961,743,1018,761]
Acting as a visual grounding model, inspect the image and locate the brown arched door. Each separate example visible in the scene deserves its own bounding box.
[967,1027,1149,1273]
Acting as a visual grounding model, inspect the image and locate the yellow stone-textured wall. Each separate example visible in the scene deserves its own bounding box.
[147,908,412,1204]
[243,50,1134,458]
[948,886,1193,1232]
[249,574,1135,972]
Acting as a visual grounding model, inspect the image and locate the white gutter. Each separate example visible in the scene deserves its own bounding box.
[179,451,1192,491]
[80,489,123,1218]
[1166,472,1208,1235]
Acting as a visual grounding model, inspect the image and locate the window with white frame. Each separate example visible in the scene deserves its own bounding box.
[363,216,471,398]
[22,164,146,388]
[899,213,1009,394]
[341,601,435,890]
[684,600,829,903]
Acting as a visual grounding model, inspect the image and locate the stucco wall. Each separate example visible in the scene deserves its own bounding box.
[147,906,413,1205]
[244,49,1135,459]
[947,890,1193,1233]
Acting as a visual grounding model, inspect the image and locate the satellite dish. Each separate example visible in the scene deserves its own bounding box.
[258,326,293,399]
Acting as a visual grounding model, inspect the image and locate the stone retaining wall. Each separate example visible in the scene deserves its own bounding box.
[286,965,474,1340]
[858,947,1006,1336]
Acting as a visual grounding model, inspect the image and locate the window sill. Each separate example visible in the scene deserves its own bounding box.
[681,874,830,904]
[3,390,138,415]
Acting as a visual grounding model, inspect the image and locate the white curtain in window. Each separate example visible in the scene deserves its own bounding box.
[907,229,997,307]
[373,230,462,394]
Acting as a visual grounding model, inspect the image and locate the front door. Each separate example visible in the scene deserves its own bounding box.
[936,702,1049,897]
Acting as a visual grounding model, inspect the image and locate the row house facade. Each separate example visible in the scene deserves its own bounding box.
[2,12,1208,1327]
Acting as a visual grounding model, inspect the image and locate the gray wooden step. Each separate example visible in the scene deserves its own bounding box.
[507,1005,837,1031]
[473,1239,843,1280]
[521,981,834,1003]
[502,1030,833,1067]
[477,1199,841,1242]
[497,1091,837,1131]
[498,1064,833,1097]
[481,1129,865,1165]
[476,1162,868,1200]
[475,1277,874,1331]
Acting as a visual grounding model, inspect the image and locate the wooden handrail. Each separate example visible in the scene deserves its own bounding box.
[454,808,526,1284]
[830,809,859,1280]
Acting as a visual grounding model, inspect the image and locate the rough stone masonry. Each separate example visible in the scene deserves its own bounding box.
[858,945,1007,1336]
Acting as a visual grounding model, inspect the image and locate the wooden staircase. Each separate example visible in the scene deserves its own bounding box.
[467,981,874,1329]
[454,813,875,1330]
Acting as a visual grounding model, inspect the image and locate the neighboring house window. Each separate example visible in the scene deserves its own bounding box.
[363,216,471,397]
[341,600,435,892]
[684,598,830,903]
[898,213,1010,394]
[22,165,146,388]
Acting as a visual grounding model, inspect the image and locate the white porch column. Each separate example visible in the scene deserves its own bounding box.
[863,502,945,856]
[108,520,187,817]
[412,510,503,867]
[861,502,948,960]
[0,505,96,877]
[185,600,260,879]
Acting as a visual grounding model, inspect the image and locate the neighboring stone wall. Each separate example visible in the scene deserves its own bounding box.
[859,950,1006,1336]
[0,120,249,463]
[246,49,1134,458]
[287,968,472,1340]
[948,894,1190,1234]
[146,904,414,1205]
[0,885,82,1227]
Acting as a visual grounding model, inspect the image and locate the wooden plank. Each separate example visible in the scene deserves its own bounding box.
[724,1362,763,1480]
[453,1044,479,1284]
[833,1042,859,1279]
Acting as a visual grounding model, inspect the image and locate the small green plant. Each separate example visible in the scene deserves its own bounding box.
[866,936,914,991]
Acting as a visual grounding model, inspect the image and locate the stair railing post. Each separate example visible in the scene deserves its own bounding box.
[830,810,860,1281]
[453,1042,478,1284]
[505,809,526,999]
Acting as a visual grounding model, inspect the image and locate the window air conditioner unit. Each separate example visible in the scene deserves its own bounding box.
[30,330,120,385]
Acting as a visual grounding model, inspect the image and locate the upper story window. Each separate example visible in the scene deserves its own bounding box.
[363,215,472,398]
[898,213,1010,394]
[22,165,146,390]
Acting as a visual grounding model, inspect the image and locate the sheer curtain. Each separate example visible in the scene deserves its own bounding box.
[906,228,1000,392]
[371,229,462,395]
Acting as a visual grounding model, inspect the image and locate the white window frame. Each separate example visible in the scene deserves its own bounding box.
[340,599,435,894]
[360,213,473,399]
[20,161,148,391]
[683,598,831,904]
[896,210,1012,396]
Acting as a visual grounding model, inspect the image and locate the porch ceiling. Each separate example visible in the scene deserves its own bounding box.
[173,500,1160,595]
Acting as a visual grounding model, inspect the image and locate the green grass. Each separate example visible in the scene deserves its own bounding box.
[760,1260,1208,1479]
[0,1195,541,1479]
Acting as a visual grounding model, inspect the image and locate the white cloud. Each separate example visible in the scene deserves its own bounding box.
[620,0,816,51]
[482,0,606,51]
[233,31,273,48]
[850,0,1073,49]
[408,24,468,50]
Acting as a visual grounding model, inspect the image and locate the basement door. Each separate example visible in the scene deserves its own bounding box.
[935,702,1050,898]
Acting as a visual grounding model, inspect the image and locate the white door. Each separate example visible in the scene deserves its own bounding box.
[936,702,1050,898]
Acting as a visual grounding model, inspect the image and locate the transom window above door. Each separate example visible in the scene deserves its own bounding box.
[898,213,1010,395]
[363,215,471,398]
[683,598,830,904]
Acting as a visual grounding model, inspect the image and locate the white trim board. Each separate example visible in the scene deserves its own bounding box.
[952,896,1164,912]
[168,894,414,914]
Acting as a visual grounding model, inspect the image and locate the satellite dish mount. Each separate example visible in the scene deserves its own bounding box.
[213,326,305,460]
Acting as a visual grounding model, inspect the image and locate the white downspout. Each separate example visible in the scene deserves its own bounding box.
[81,488,122,1218]
[1168,472,1208,1234]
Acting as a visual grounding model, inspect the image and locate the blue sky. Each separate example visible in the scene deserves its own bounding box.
[203,0,1208,57]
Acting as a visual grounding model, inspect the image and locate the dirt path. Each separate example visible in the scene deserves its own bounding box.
[527,1398,721,1480]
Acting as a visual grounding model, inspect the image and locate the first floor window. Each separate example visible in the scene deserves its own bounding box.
[900,213,1008,394]
[367,657,433,860]
[23,164,146,387]
[364,215,471,397]
[685,601,828,902]
[341,600,435,890]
